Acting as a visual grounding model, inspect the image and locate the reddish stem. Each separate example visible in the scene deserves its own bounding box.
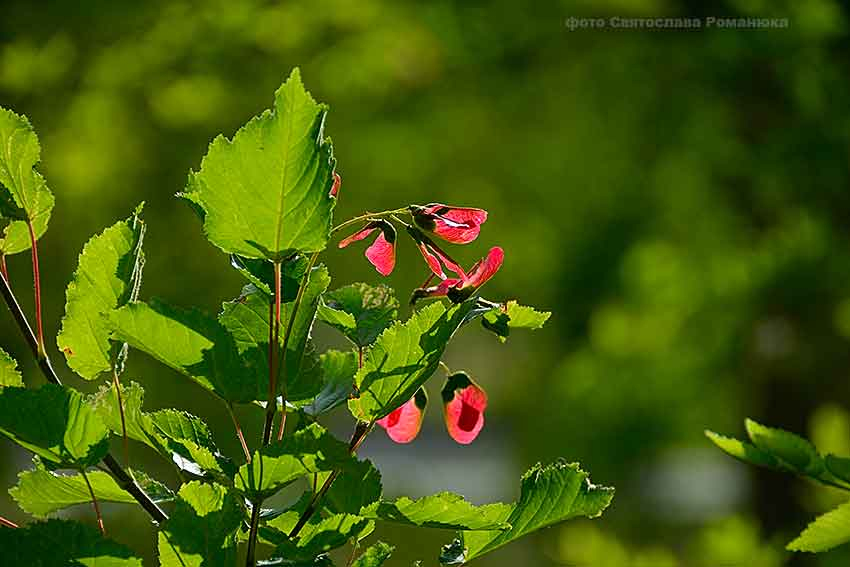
[0,254,8,283]
[0,515,18,529]
[26,222,45,357]
[227,403,251,463]
[82,470,105,535]
[263,262,283,445]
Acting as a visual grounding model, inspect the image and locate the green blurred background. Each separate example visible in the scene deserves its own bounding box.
[2,0,850,565]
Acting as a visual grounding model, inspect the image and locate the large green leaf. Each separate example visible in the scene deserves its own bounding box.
[180,68,337,260]
[108,301,260,403]
[319,283,399,347]
[235,423,351,500]
[157,482,243,567]
[455,461,614,562]
[0,107,55,256]
[302,349,358,417]
[0,519,142,566]
[787,500,850,552]
[362,493,510,531]
[0,384,109,467]
[0,346,23,388]
[352,542,395,567]
[10,461,172,518]
[218,265,330,404]
[57,207,146,380]
[348,301,475,422]
[320,457,382,516]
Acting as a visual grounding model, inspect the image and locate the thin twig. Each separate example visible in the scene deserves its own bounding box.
[226,403,251,463]
[0,515,18,529]
[0,273,168,523]
[0,254,8,283]
[262,261,283,446]
[26,221,45,357]
[331,207,410,235]
[81,469,105,535]
[276,253,320,441]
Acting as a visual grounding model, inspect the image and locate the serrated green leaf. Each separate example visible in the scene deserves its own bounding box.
[352,542,394,567]
[0,107,55,256]
[362,493,510,531]
[10,462,172,518]
[57,208,145,380]
[788,500,850,552]
[88,381,228,479]
[219,266,330,404]
[321,283,398,347]
[108,300,260,403]
[481,300,551,342]
[0,519,142,566]
[268,513,373,560]
[705,430,782,470]
[320,457,382,516]
[0,384,109,467]
[0,346,23,388]
[157,482,243,567]
[303,350,358,417]
[348,301,475,422]
[236,423,352,499]
[180,68,336,260]
[745,419,823,475]
[458,461,614,561]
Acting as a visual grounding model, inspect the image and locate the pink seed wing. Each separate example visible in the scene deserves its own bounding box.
[432,207,488,244]
[377,397,425,444]
[329,172,341,197]
[338,226,376,248]
[365,231,396,276]
[463,246,504,288]
[417,242,446,279]
[444,383,487,444]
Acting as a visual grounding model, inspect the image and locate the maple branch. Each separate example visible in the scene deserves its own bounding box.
[0,273,168,524]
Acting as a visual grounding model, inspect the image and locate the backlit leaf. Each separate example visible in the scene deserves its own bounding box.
[788,500,850,552]
[362,493,510,531]
[180,68,336,260]
[320,283,398,347]
[0,347,23,388]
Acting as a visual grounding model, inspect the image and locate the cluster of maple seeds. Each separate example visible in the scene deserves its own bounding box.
[337,187,497,445]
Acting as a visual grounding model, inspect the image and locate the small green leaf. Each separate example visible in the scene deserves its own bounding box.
[362,493,510,531]
[57,208,145,379]
[458,461,614,561]
[0,518,142,566]
[0,347,23,388]
[157,482,243,566]
[180,68,336,260]
[481,300,551,342]
[826,455,850,485]
[0,384,109,467]
[348,301,475,422]
[787,500,850,552]
[108,300,260,403]
[303,350,358,417]
[219,265,330,404]
[0,107,55,256]
[705,430,782,470]
[321,283,398,347]
[236,423,352,499]
[320,457,382,515]
[352,542,395,567]
[745,419,823,475]
[10,461,172,518]
[88,381,227,478]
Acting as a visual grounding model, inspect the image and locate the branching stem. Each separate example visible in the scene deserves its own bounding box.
[227,403,251,463]
[331,208,410,235]
[0,272,168,523]
[26,221,45,357]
